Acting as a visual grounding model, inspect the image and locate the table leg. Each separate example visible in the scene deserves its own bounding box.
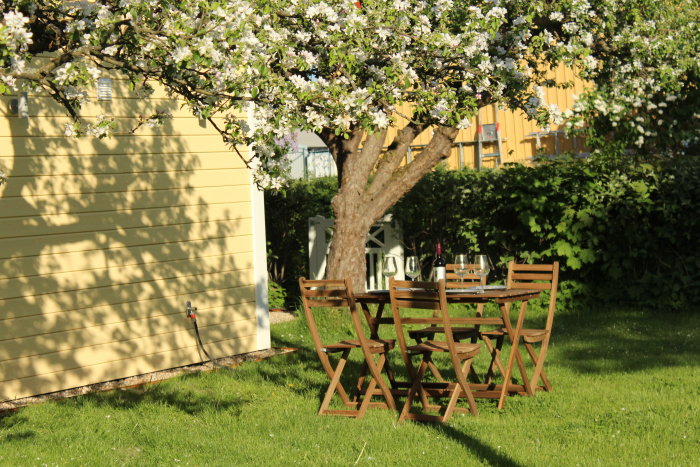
[360,302,384,339]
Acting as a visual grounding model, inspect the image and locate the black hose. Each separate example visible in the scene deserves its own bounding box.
[185,301,224,368]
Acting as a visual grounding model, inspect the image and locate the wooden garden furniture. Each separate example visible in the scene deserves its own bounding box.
[298,278,397,418]
[356,285,540,410]
[409,263,488,342]
[481,262,560,395]
[389,278,481,421]
[407,264,486,381]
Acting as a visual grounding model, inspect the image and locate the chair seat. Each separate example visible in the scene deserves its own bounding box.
[521,329,548,343]
[407,340,481,359]
[324,339,395,353]
[408,326,478,340]
[481,328,548,343]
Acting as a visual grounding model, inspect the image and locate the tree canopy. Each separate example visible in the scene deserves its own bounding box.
[2,1,603,176]
[566,0,700,156]
[2,0,697,288]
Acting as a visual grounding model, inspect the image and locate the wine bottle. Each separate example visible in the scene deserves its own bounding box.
[434,243,446,281]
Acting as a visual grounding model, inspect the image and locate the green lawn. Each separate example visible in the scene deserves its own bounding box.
[1,303,698,466]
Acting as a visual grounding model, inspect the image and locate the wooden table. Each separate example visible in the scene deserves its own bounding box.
[355,287,540,409]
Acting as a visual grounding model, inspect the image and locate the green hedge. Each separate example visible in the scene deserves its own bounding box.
[264,177,337,308]
[265,157,700,311]
[392,156,700,310]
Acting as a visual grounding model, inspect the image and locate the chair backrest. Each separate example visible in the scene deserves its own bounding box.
[298,277,368,354]
[388,278,459,359]
[506,261,560,331]
[445,264,487,288]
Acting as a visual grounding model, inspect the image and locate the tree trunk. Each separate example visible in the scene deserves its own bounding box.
[321,125,459,292]
[325,206,374,293]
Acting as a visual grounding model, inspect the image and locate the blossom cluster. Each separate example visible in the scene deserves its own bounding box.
[565,0,700,155]
[3,1,685,184]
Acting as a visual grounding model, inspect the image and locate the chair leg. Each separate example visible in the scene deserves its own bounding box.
[443,358,478,420]
[417,355,436,410]
[368,353,397,411]
[525,342,553,392]
[456,358,479,417]
[319,349,357,416]
[482,334,506,385]
[441,382,462,422]
[354,360,369,402]
[427,360,446,382]
[356,376,378,419]
[399,358,430,422]
[467,365,482,384]
[382,355,399,390]
[414,333,446,382]
[318,351,354,407]
[515,344,535,396]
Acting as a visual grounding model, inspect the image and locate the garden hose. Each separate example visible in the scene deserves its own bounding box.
[185,301,223,368]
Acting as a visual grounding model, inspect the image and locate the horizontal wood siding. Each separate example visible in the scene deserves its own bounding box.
[0,78,261,401]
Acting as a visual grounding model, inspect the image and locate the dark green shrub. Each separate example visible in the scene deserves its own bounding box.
[267,279,288,310]
[392,156,700,311]
[264,177,337,307]
[264,157,700,311]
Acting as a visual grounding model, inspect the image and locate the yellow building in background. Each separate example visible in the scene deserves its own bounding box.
[406,66,589,169]
[0,78,270,402]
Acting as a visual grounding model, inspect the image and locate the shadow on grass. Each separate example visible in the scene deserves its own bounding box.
[428,423,523,467]
[260,337,521,466]
[0,413,35,442]
[551,308,700,374]
[68,372,250,416]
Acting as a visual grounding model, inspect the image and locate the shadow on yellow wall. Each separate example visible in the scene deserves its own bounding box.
[0,86,257,401]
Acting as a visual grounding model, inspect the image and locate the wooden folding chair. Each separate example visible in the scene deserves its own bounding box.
[299,278,396,418]
[390,278,481,422]
[481,262,559,395]
[408,265,486,382]
[409,264,487,343]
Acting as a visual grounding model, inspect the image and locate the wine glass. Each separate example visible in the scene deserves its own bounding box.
[454,254,469,287]
[382,256,398,287]
[473,254,491,292]
[405,256,420,281]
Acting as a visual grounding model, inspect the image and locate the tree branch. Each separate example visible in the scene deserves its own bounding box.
[352,128,387,188]
[368,121,427,198]
[367,126,458,220]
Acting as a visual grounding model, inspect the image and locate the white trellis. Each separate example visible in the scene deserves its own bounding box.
[308,215,404,290]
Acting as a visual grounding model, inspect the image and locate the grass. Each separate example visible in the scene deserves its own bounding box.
[0,301,698,466]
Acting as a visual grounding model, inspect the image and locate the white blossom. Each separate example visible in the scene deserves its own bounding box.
[457,117,472,129]
[1,10,33,51]
[171,46,192,63]
[102,45,119,56]
[369,110,390,128]
[4,0,690,185]
[550,12,565,22]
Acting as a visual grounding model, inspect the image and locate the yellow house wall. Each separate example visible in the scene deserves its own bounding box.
[0,78,267,401]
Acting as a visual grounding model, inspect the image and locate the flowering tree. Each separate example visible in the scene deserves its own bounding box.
[565,0,700,156]
[2,0,633,290]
